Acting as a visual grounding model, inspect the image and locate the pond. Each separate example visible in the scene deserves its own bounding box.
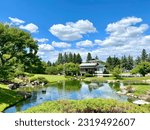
[4,80,129,113]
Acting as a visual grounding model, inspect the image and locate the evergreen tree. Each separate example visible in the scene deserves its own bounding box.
[63,52,68,63]
[127,55,134,70]
[135,56,141,65]
[73,53,77,63]
[86,52,92,62]
[57,53,63,64]
[121,55,128,71]
[76,53,82,64]
[68,52,73,63]
[106,56,113,71]
[141,49,148,61]
[147,53,150,62]
[47,61,52,66]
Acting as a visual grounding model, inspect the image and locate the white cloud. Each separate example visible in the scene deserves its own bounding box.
[52,41,71,48]
[96,17,149,47]
[49,19,96,41]
[38,44,54,51]
[34,38,49,43]
[38,16,150,62]
[19,23,39,33]
[76,40,94,47]
[8,17,25,25]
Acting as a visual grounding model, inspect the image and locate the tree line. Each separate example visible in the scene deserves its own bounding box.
[106,49,150,72]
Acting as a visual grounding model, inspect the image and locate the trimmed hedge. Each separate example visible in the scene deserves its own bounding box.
[23,98,150,113]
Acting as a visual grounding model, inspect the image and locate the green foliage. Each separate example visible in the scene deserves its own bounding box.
[131,62,150,76]
[112,67,122,79]
[106,56,120,71]
[23,98,150,113]
[30,74,66,83]
[0,23,42,81]
[45,66,58,75]
[141,49,148,62]
[131,85,150,96]
[30,76,48,84]
[64,63,79,76]
[56,52,82,64]
[84,73,94,77]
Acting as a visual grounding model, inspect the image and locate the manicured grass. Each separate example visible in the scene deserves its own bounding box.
[83,76,150,82]
[122,76,150,82]
[0,84,23,112]
[84,77,114,82]
[0,84,7,89]
[23,98,150,113]
[30,74,67,83]
[131,85,150,96]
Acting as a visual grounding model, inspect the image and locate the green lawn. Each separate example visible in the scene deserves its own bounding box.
[131,85,150,96]
[23,98,150,113]
[84,77,114,82]
[84,76,150,82]
[0,84,23,112]
[30,74,67,83]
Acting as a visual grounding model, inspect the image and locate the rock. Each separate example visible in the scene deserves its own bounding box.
[42,89,46,94]
[145,97,150,102]
[133,100,150,105]
[8,83,20,90]
[117,90,127,95]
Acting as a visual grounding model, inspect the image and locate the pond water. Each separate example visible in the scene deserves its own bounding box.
[4,80,129,113]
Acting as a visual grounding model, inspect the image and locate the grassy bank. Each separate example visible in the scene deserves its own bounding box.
[0,74,67,112]
[23,98,150,113]
[130,85,150,96]
[83,76,150,82]
[30,74,67,83]
[0,84,23,112]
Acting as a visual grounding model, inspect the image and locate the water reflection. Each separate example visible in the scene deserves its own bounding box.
[4,80,128,113]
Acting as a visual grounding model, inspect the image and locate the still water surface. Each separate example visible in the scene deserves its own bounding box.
[4,80,128,113]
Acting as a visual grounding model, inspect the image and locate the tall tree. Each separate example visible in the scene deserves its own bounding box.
[47,61,52,66]
[86,52,92,62]
[135,56,141,65]
[121,55,128,71]
[0,23,39,81]
[76,53,82,64]
[68,52,73,63]
[57,53,63,64]
[63,52,68,63]
[73,53,77,63]
[141,49,148,62]
[147,53,150,62]
[126,55,134,70]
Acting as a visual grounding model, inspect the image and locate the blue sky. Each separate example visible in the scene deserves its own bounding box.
[1,0,150,62]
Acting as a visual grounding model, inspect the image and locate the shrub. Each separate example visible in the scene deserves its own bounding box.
[30,76,48,84]
[84,73,94,77]
[23,98,150,113]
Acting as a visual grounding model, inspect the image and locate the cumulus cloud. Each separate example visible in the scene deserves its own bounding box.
[96,17,149,47]
[38,44,54,51]
[8,17,25,25]
[49,19,96,41]
[76,40,94,47]
[52,41,71,48]
[19,23,39,33]
[34,38,49,43]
